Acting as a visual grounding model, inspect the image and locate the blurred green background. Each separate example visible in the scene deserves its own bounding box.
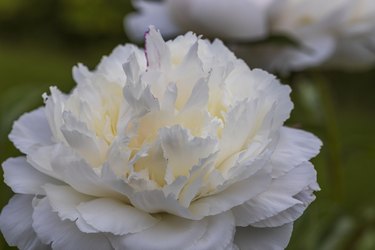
[0,1,374,249]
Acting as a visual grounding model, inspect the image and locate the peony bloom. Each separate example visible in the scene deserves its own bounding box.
[0,27,321,250]
[125,0,275,42]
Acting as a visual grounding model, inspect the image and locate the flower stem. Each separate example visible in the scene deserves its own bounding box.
[315,74,343,202]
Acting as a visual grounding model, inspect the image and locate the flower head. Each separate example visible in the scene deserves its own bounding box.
[0,27,321,250]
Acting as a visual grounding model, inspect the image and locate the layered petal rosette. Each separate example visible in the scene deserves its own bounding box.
[0,27,321,250]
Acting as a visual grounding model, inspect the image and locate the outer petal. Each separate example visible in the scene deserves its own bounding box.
[9,107,53,154]
[232,162,318,227]
[234,223,293,250]
[271,127,322,178]
[43,184,97,233]
[125,0,181,42]
[0,195,49,250]
[3,157,61,195]
[112,211,235,250]
[32,198,113,250]
[252,188,317,227]
[187,211,236,250]
[77,198,159,235]
[111,214,206,250]
[190,169,271,218]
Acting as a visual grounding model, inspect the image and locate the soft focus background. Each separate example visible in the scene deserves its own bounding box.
[0,1,374,249]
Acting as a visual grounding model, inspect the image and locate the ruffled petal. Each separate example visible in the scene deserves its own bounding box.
[0,195,49,250]
[159,125,217,182]
[49,144,124,198]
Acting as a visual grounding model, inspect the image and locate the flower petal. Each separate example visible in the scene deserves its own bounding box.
[112,211,235,250]
[49,144,124,199]
[0,195,48,250]
[232,162,318,227]
[3,157,61,195]
[145,26,171,70]
[190,169,271,218]
[44,185,91,221]
[111,214,205,250]
[252,188,317,227]
[271,127,322,178]
[234,223,293,250]
[60,111,108,167]
[187,211,236,250]
[9,107,53,154]
[77,198,159,235]
[32,198,112,250]
[125,187,193,218]
[160,125,217,181]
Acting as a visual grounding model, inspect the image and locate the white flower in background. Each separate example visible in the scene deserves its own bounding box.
[126,0,275,42]
[0,27,321,250]
[323,0,375,69]
[126,0,375,73]
[249,0,345,72]
[253,0,375,72]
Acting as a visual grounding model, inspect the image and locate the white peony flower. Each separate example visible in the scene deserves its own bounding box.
[0,27,321,250]
[125,0,275,42]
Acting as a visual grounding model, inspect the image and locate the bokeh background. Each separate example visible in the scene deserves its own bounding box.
[0,1,374,249]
